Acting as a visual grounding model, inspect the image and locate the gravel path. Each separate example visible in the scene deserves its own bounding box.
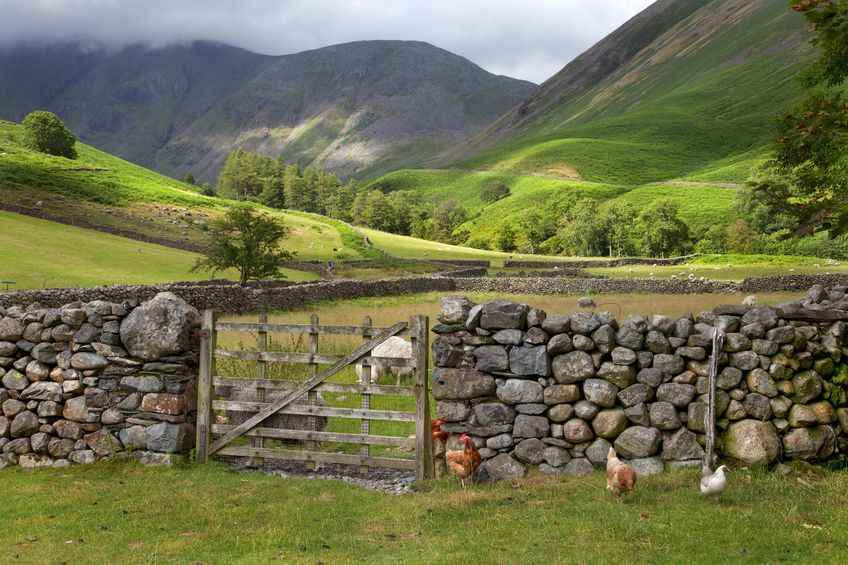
[230,458,417,495]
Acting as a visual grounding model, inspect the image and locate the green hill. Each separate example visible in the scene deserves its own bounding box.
[0,120,569,273]
[368,0,808,243]
[0,210,319,290]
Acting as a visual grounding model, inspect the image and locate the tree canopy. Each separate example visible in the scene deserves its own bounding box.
[192,207,293,285]
[21,111,77,159]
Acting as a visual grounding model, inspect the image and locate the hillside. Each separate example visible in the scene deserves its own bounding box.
[0,40,535,183]
[0,211,319,289]
[0,120,567,270]
[370,0,810,243]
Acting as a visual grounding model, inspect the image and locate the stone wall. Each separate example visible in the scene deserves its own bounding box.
[2,273,848,318]
[431,289,848,480]
[503,255,697,269]
[0,292,200,469]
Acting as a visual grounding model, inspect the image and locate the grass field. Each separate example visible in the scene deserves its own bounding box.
[0,211,318,289]
[3,461,847,564]
[590,254,848,282]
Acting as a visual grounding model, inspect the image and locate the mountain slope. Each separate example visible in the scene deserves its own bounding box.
[451,0,808,182]
[0,40,535,183]
[370,0,810,245]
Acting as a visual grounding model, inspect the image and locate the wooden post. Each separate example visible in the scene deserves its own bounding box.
[196,309,217,463]
[705,329,725,471]
[411,315,433,481]
[307,314,320,469]
[249,312,268,468]
[360,316,372,472]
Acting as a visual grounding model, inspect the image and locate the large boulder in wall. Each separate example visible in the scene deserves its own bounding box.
[120,293,200,360]
[723,419,781,465]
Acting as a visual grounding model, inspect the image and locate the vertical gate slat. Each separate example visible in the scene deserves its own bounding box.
[360,316,372,472]
[196,309,216,463]
[250,312,268,468]
[411,315,433,481]
[307,314,320,469]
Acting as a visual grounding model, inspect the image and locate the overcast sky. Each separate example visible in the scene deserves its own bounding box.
[0,0,656,83]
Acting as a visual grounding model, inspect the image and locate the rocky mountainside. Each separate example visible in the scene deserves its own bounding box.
[0,40,535,182]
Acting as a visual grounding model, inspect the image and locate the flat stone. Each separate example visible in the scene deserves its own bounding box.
[656,383,696,408]
[583,379,618,408]
[653,354,685,377]
[20,381,63,403]
[650,402,681,431]
[543,446,571,467]
[10,411,39,438]
[598,362,636,388]
[541,315,570,334]
[574,400,600,420]
[629,457,664,477]
[591,325,617,354]
[70,353,108,370]
[85,429,122,457]
[440,296,472,325]
[146,422,194,453]
[546,334,572,356]
[592,409,627,438]
[509,346,550,377]
[0,318,24,341]
[544,384,580,405]
[482,453,526,480]
[140,393,186,415]
[570,312,601,335]
[552,351,595,384]
[486,433,513,450]
[662,428,704,461]
[497,379,543,405]
[1,369,28,391]
[436,401,469,422]
[513,438,546,464]
[62,396,91,422]
[69,450,96,464]
[493,329,523,345]
[512,414,549,438]
[480,301,527,330]
[473,403,516,426]
[744,393,772,421]
[432,368,496,400]
[636,368,663,388]
[562,457,594,476]
[515,403,547,415]
[624,403,650,426]
[474,346,509,372]
[54,419,82,439]
[614,426,661,459]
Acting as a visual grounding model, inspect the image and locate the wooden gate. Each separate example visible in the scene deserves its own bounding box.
[195,312,434,480]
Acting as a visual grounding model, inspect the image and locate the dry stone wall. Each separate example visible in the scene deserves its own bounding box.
[431,288,848,480]
[0,292,200,470]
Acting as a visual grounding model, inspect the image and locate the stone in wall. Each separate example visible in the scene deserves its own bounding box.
[432,286,848,479]
[0,293,199,470]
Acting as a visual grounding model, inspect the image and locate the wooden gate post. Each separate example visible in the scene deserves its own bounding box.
[196,309,217,463]
[411,315,433,480]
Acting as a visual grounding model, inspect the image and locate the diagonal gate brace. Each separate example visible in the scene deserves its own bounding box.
[208,321,408,455]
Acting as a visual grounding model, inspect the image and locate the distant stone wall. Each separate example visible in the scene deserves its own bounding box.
[503,255,697,269]
[2,274,848,316]
[431,288,848,480]
[0,292,200,469]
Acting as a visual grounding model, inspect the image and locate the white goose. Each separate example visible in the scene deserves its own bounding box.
[700,465,729,497]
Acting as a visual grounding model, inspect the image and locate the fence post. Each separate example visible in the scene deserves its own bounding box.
[249,312,268,468]
[360,316,373,472]
[307,314,320,470]
[196,309,217,464]
[411,315,433,480]
[705,329,725,471]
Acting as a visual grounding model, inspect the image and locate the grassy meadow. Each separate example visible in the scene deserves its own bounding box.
[0,211,318,289]
[2,461,847,564]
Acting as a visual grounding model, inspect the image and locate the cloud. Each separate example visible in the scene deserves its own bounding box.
[0,0,656,83]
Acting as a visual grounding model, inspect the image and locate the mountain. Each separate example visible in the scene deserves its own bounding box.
[369,0,811,243]
[0,40,535,183]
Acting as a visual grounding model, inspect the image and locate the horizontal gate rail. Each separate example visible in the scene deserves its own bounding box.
[212,400,416,422]
[213,376,415,397]
[216,446,417,471]
[211,424,409,447]
[214,349,415,368]
[215,321,409,337]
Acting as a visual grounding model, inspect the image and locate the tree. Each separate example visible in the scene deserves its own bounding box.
[496,223,518,251]
[601,201,638,257]
[432,200,468,243]
[556,199,606,256]
[21,111,77,159]
[481,181,510,203]
[192,207,293,285]
[725,219,758,254]
[637,200,690,258]
[746,1,848,237]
